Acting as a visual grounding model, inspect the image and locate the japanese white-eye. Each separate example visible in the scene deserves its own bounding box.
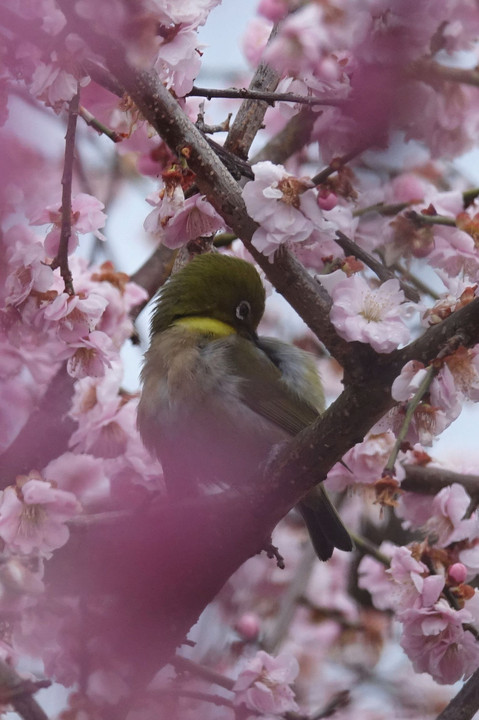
[137,253,352,560]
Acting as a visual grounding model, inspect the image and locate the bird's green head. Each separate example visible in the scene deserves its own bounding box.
[150,253,266,338]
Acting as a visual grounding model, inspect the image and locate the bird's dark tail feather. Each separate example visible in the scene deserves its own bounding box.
[297,485,353,561]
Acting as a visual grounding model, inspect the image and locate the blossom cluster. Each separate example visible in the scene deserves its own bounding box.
[358,486,479,686]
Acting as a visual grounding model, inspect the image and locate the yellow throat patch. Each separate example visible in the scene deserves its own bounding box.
[173,316,236,337]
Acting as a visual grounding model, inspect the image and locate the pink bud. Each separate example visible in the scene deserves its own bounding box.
[317,191,338,211]
[235,613,261,641]
[257,0,287,22]
[448,562,467,584]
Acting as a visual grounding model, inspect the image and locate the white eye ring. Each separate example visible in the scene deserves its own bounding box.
[236,300,251,320]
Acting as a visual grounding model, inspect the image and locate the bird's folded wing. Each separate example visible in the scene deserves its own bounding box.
[219,336,319,436]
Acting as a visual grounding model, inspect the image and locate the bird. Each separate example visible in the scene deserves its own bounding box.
[137,252,352,560]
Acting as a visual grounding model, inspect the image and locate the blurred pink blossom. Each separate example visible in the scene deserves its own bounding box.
[66,330,114,379]
[0,478,80,555]
[43,292,108,342]
[4,225,53,306]
[145,193,225,248]
[263,4,327,76]
[233,650,299,715]
[32,193,106,257]
[242,17,273,67]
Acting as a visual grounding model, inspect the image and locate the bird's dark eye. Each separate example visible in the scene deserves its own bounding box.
[236,300,251,321]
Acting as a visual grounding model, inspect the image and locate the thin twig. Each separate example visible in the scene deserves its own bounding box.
[189,85,345,107]
[172,656,235,691]
[310,690,351,719]
[389,260,441,301]
[51,91,80,294]
[354,201,412,217]
[158,687,235,709]
[79,105,122,142]
[348,533,390,565]
[311,146,367,186]
[383,365,439,475]
[335,231,420,303]
[406,210,456,228]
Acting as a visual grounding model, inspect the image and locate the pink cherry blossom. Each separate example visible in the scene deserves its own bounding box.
[233,650,299,715]
[32,193,106,257]
[29,62,83,111]
[459,544,479,579]
[446,345,479,402]
[243,161,333,258]
[357,542,396,611]
[400,600,479,684]
[391,360,429,402]
[389,546,445,611]
[0,477,81,555]
[43,452,110,506]
[155,28,204,97]
[145,192,225,248]
[4,225,53,306]
[263,4,328,76]
[66,330,114,379]
[150,0,221,26]
[242,17,273,67]
[397,492,438,531]
[425,483,478,547]
[329,275,411,353]
[42,292,108,342]
[326,430,396,492]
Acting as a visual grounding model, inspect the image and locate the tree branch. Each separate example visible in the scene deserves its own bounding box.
[50,91,80,294]
[223,25,280,159]
[411,59,479,89]
[402,465,479,500]
[0,659,50,720]
[435,666,479,720]
[189,85,344,107]
[334,230,420,302]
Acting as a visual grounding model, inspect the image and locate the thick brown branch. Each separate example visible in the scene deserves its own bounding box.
[129,244,177,320]
[223,25,280,159]
[402,465,479,500]
[0,659,50,720]
[250,107,317,165]
[435,666,479,720]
